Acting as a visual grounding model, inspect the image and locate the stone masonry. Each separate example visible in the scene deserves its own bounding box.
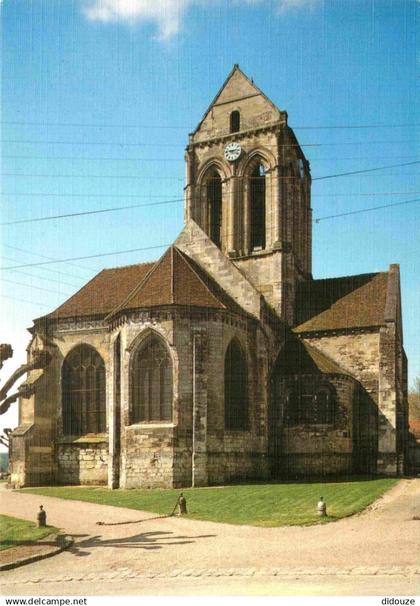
[9,65,408,488]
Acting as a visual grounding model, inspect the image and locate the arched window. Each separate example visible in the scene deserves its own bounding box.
[62,344,106,435]
[230,110,240,133]
[131,335,173,423]
[284,388,299,426]
[225,340,248,430]
[313,386,335,424]
[250,162,266,250]
[284,382,336,426]
[206,170,222,247]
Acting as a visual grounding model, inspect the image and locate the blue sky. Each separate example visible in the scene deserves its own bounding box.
[0,0,419,438]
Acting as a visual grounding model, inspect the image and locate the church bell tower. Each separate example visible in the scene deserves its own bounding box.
[184,65,312,323]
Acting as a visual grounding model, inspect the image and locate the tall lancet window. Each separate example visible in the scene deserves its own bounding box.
[225,340,249,431]
[62,345,106,435]
[131,335,173,423]
[207,170,222,247]
[250,163,266,250]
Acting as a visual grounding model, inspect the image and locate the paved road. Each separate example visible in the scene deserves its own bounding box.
[0,479,419,596]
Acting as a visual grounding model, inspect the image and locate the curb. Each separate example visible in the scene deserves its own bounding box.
[0,534,74,571]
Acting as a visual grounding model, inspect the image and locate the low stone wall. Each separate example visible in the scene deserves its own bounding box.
[278,452,353,478]
[56,440,108,485]
[207,451,269,484]
[121,425,175,488]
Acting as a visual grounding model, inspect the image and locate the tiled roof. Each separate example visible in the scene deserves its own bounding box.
[409,419,420,440]
[294,272,389,333]
[43,246,245,323]
[109,246,244,317]
[46,262,155,319]
[275,338,351,376]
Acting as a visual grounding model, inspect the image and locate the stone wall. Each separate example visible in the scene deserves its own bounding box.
[175,221,261,319]
[301,332,380,394]
[112,307,269,489]
[121,425,175,489]
[273,375,355,477]
[57,440,108,485]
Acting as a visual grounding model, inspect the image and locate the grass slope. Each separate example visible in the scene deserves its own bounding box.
[22,478,398,527]
[0,515,58,551]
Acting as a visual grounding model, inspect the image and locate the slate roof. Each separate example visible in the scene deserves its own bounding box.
[293,271,389,333]
[274,338,351,377]
[43,246,245,322]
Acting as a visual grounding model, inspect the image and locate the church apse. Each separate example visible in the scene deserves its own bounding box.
[9,65,407,488]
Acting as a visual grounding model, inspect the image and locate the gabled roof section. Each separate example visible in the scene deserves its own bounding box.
[294,271,389,333]
[275,337,352,377]
[174,220,262,318]
[108,245,244,318]
[44,262,155,320]
[192,64,281,135]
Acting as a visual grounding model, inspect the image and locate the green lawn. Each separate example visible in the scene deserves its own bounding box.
[22,478,398,527]
[0,515,58,551]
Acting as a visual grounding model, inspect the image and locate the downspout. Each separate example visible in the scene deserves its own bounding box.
[192,331,197,488]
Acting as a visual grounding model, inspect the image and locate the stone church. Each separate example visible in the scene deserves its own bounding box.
[10,66,408,488]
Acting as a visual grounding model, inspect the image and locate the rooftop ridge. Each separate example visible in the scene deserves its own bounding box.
[174,247,227,310]
[105,247,170,320]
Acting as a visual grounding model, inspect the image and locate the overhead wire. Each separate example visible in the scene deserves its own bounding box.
[1,278,72,295]
[315,197,420,222]
[1,138,416,148]
[2,244,96,274]
[1,119,418,129]
[2,195,419,271]
[2,160,418,186]
[1,198,184,226]
[1,295,51,309]
[3,267,82,287]
[3,190,420,199]
[0,255,91,281]
[2,161,419,227]
[0,244,172,270]
[2,154,417,162]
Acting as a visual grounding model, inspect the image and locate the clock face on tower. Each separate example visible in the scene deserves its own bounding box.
[224,142,242,162]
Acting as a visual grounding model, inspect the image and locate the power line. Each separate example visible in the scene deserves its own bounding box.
[314,191,420,197]
[2,192,181,199]
[4,267,82,288]
[1,295,51,309]
[1,198,183,226]
[312,161,420,181]
[3,244,95,274]
[3,154,417,163]
[292,124,420,130]
[3,190,420,199]
[2,160,419,227]
[315,197,420,222]
[4,154,183,162]
[0,244,171,270]
[2,119,418,129]
[2,191,419,270]
[2,172,184,181]
[1,138,416,148]
[1,278,72,296]
[3,160,419,182]
[1,255,90,281]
